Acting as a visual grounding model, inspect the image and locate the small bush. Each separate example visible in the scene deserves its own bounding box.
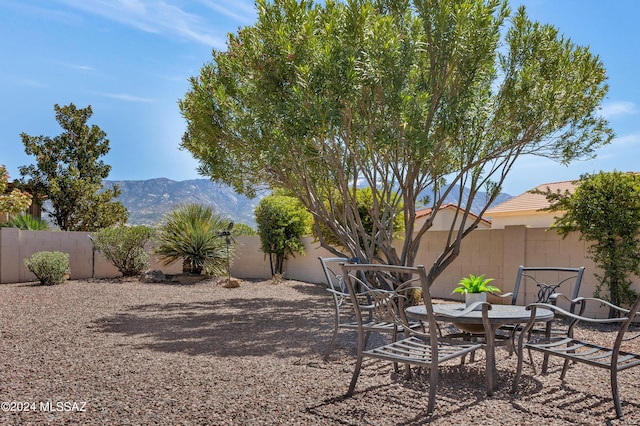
[91,225,154,277]
[24,251,70,286]
[1,213,49,230]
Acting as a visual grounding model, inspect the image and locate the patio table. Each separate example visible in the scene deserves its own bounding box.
[406,303,554,394]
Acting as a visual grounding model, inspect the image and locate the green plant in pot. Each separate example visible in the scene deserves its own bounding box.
[453,274,501,310]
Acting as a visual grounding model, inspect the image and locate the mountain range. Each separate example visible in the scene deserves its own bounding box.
[103,178,513,229]
[103,178,265,228]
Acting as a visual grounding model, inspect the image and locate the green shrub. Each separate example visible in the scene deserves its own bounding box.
[91,225,154,277]
[24,251,70,286]
[1,213,49,230]
[254,193,312,276]
[154,204,233,275]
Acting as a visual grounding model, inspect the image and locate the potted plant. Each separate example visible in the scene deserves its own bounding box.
[452,274,501,310]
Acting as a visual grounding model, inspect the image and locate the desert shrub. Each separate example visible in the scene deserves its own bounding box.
[24,251,69,285]
[1,213,49,230]
[92,225,154,277]
[254,193,312,276]
[232,222,257,236]
[154,204,233,275]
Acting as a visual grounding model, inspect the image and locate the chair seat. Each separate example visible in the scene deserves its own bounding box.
[340,319,423,333]
[365,335,483,365]
[526,337,640,371]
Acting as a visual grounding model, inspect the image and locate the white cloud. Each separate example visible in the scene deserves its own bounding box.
[198,0,256,24]
[101,92,155,103]
[61,63,94,71]
[54,0,246,48]
[610,133,640,147]
[599,101,638,118]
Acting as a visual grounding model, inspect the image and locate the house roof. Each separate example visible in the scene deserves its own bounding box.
[416,203,492,226]
[487,180,577,215]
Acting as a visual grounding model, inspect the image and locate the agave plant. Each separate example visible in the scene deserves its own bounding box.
[154,204,234,275]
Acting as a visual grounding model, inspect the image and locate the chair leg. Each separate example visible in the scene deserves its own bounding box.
[511,348,524,393]
[427,365,438,420]
[348,328,367,397]
[611,368,623,419]
[559,359,570,380]
[347,354,363,396]
[324,317,340,359]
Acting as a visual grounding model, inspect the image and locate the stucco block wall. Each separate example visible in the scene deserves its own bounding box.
[2,225,639,318]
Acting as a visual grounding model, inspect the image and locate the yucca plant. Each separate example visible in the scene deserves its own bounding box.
[3,213,49,230]
[154,204,233,275]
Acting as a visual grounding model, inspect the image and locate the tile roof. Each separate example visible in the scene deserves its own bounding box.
[415,203,492,226]
[487,180,577,215]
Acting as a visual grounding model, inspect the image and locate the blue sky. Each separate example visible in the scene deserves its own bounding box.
[1,0,638,196]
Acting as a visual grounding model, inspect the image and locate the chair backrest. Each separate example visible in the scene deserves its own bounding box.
[510,266,585,307]
[341,263,436,337]
[319,257,359,294]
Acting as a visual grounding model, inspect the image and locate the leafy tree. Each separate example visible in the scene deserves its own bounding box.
[19,103,128,231]
[179,0,612,287]
[541,171,640,315]
[255,193,312,276]
[313,187,404,252]
[0,165,32,218]
[92,225,154,277]
[154,204,233,275]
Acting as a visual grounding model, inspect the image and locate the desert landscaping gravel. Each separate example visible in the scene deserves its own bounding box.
[1,277,639,425]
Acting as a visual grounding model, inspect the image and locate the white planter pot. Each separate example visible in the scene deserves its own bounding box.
[465,292,487,311]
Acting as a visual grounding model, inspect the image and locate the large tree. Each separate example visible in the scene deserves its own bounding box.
[541,171,640,315]
[19,103,128,231]
[179,0,613,286]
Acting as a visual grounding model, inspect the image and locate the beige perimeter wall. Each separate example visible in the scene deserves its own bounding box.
[2,226,637,317]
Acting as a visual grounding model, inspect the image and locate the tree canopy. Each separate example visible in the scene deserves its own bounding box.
[542,171,640,313]
[19,103,128,231]
[0,165,32,218]
[179,0,612,285]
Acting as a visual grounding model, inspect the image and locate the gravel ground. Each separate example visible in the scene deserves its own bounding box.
[1,277,639,425]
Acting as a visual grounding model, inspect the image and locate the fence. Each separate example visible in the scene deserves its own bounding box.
[2,225,637,317]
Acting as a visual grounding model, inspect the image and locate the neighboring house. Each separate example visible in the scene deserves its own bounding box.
[414,203,492,232]
[486,180,576,229]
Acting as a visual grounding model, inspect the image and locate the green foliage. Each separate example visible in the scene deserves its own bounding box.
[313,187,404,251]
[232,222,257,236]
[254,193,312,276]
[24,251,70,286]
[18,103,128,231]
[179,0,612,287]
[452,274,500,294]
[0,165,32,216]
[154,204,233,275]
[542,171,640,312]
[1,213,49,230]
[92,225,154,277]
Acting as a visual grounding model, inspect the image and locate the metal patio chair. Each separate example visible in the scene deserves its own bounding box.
[512,293,640,420]
[319,256,420,358]
[498,266,585,355]
[342,263,492,421]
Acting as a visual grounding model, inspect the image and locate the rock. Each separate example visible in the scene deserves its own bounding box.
[140,270,167,283]
[223,278,241,288]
